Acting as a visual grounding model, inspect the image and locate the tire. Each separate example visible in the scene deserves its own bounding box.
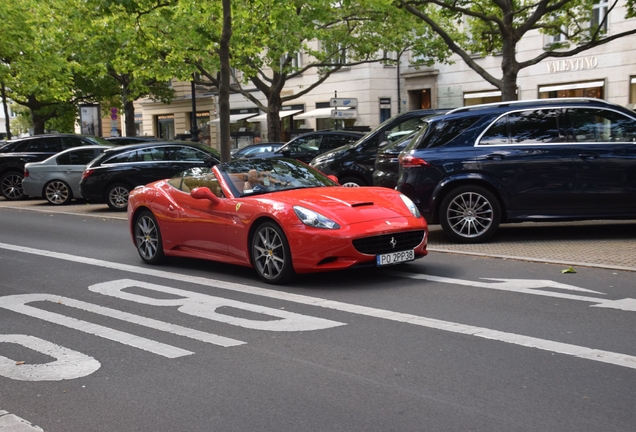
[44,180,72,205]
[439,185,501,243]
[134,210,165,264]
[339,176,365,187]
[1,171,26,200]
[106,183,130,211]
[251,221,295,284]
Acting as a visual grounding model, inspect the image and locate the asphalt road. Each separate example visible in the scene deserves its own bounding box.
[1,207,635,431]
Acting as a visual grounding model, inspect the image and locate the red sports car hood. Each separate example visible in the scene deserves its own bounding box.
[260,186,416,223]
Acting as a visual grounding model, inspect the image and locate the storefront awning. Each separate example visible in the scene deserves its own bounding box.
[247,109,304,122]
[295,107,351,119]
[539,81,605,93]
[209,113,258,124]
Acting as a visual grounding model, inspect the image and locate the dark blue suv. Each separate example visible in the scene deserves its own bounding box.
[397,98,636,243]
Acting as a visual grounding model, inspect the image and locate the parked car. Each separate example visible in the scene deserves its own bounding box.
[22,145,111,205]
[0,134,111,200]
[257,130,364,164]
[80,141,221,211]
[105,136,160,145]
[397,98,636,243]
[128,158,428,284]
[310,109,447,186]
[231,142,285,159]
[372,130,421,189]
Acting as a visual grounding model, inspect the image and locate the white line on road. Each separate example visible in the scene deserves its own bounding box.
[2,242,636,370]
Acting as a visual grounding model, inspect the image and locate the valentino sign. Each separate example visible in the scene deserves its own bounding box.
[546,56,598,73]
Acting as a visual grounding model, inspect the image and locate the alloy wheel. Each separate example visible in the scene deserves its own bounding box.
[1,173,25,200]
[135,213,161,262]
[45,181,71,205]
[252,225,287,281]
[445,191,494,239]
[107,185,129,210]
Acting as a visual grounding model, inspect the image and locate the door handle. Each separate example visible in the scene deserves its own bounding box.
[486,154,505,161]
[168,204,175,211]
[578,152,599,160]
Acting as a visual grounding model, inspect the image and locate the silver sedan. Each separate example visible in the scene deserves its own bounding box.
[22,145,109,205]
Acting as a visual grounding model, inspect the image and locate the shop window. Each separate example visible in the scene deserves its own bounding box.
[539,81,604,99]
[629,76,636,105]
[463,90,502,106]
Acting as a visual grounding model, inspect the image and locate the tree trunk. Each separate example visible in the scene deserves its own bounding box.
[1,83,10,139]
[266,92,282,142]
[30,108,46,135]
[218,0,233,162]
[124,100,136,137]
[500,25,519,101]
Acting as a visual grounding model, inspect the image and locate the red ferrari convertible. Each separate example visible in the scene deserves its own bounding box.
[128,158,428,284]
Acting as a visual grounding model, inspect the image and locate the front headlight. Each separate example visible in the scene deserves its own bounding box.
[400,194,421,218]
[293,206,340,229]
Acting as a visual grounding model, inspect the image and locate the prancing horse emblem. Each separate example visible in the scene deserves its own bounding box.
[390,237,397,249]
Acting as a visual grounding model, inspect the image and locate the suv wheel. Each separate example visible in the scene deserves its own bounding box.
[1,171,26,200]
[106,183,130,211]
[439,185,501,243]
[339,177,364,187]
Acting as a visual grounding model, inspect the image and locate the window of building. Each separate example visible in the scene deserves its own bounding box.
[630,76,636,106]
[463,90,502,106]
[539,80,604,99]
[383,51,397,67]
[592,0,609,33]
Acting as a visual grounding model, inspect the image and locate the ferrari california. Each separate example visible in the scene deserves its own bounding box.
[128,158,428,284]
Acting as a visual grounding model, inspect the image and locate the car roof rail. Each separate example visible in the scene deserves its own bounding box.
[446,97,612,115]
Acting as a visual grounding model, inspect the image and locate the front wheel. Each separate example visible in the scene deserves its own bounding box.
[45,180,72,205]
[251,222,295,284]
[1,171,26,200]
[439,185,501,243]
[339,176,365,187]
[134,210,165,264]
[106,183,130,211]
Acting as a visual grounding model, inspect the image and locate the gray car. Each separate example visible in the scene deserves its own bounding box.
[22,145,110,205]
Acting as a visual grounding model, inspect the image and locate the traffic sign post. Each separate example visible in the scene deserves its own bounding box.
[331,109,357,119]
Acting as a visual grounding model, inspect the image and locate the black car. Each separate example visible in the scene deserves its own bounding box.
[372,129,421,189]
[310,109,447,186]
[257,130,364,164]
[231,142,285,159]
[79,141,220,211]
[105,136,160,145]
[0,134,111,200]
[397,98,636,243]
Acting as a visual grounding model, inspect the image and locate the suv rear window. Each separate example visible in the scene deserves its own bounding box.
[417,116,481,149]
[567,108,636,143]
[479,109,564,145]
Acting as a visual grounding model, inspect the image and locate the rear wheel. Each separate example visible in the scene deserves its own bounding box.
[251,222,295,284]
[106,183,130,211]
[134,210,164,264]
[45,180,72,205]
[439,185,501,243]
[339,176,364,187]
[1,171,26,200]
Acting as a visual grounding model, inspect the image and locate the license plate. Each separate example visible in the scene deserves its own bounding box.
[376,249,415,266]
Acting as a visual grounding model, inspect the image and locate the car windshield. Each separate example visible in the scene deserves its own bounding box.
[217,158,338,197]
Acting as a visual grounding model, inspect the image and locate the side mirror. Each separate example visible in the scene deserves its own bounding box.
[281,149,291,157]
[378,140,390,149]
[190,187,220,204]
[328,175,339,184]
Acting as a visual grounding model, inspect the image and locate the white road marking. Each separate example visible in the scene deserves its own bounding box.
[0,408,44,431]
[1,242,636,370]
[0,334,100,381]
[88,279,345,332]
[0,293,246,353]
[384,270,636,311]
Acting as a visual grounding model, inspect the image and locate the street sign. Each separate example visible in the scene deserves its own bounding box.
[331,109,357,119]
[330,98,358,108]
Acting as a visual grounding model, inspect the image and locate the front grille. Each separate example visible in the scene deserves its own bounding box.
[352,230,425,255]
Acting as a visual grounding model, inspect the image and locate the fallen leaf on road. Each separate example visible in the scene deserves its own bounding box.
[561,267,577,274]
[16,361,25,365]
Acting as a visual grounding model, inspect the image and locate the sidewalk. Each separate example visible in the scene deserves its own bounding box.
[2,198,635,272]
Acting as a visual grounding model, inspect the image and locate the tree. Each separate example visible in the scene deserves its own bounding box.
[162,0,447,143]
[397,0,636,100]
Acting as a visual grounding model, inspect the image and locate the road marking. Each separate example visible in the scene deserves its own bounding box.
[1,242,636,370]
[88,279,345,332]
[0,334,101,381]
[0,408,44,431]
